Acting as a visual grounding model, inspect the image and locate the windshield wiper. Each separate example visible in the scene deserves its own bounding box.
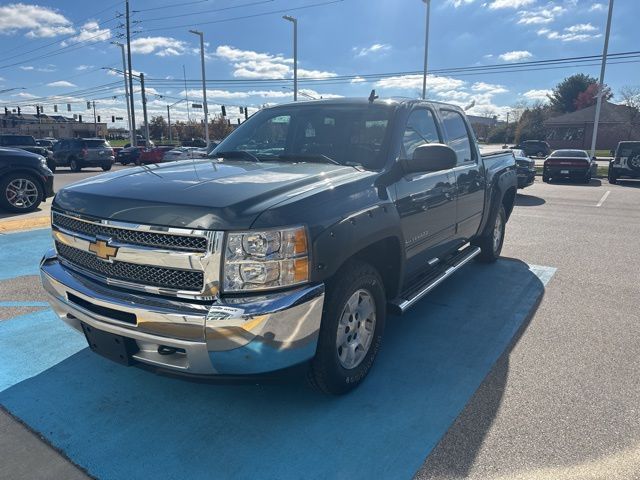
[212,150,261,162]
[277,153,340,165]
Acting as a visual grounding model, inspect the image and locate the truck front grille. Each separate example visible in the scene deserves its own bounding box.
[56,242,204,292]
[52,212,207,252]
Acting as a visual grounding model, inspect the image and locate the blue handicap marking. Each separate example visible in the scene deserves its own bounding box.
[0,258,555,480]
[0,228,52,281]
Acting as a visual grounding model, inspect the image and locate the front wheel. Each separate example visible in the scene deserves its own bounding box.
[102,164,112,172]
[472,204,506,263]
[70,159,81,172]
[542,173,550,183]
[0,173,43,213]
[308,260,386,395]
[608,169,617,184]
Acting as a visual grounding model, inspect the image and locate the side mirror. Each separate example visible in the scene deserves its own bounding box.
[591,156,597,162]
[403,143,457,174]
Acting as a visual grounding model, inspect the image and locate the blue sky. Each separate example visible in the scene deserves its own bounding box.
[0,0,637,127]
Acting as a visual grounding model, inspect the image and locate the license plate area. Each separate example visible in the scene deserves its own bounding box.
[81,323,139,366]
[561,169,569,174]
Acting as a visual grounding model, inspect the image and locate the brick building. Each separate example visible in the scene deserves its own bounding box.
[544,101,640,151]
[0,113,108,138]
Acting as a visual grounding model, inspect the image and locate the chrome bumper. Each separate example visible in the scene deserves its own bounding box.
[40,249,324,375]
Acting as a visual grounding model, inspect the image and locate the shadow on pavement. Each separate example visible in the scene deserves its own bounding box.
[548,178,602,187]
[515,194,545,207]
[0,259,555,480]
[612,179,640,188]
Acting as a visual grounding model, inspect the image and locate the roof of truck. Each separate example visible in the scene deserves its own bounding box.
[266,97,464,110]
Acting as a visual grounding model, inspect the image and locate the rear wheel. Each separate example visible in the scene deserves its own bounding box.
[308,260,386,395]
[473,204,506,263]
[102,164,112,172]
[584,172,592,184]
[0,173,43,213]
[70,158,81,172]
[608,169,617,184]
[542,173,550,183]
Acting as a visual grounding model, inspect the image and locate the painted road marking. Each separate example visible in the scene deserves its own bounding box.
[0,216,50,233]
[596,190,611,207]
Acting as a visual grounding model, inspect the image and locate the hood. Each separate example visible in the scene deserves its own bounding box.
[53,159,370,230]
[11,145,47,155]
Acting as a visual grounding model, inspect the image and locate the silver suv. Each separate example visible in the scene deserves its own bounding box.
[52,138,114,172]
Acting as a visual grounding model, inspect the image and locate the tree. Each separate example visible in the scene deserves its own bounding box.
[619,86,640,140]
[548,74,611,113]
[514,102,550,142]
[209,116,234,140]
[148,116,167,140]
[574,83,613,110]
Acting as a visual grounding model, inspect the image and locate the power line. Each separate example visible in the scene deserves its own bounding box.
[133,0,211,13]
[142,0,275,23]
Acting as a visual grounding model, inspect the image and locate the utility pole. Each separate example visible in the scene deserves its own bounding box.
[590,0,614,158]
[421,0,431,100]
[140,72,150,146]
[92,101,98,137]
[113,42,134,145]
[125,0,137,146]
[283,16,298,101]
[167,104,172,143]
[189,30,210,148]
[504,111,510,147]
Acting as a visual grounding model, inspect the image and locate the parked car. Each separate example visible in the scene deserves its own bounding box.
[116,146,144,165]
[0,134,55,172]
[40,97,517,394]
[512,140,551,158]
[512,148,535,189]
[137,146,176,165]
[52,138,114,172]
[163,146,209,162]
[0,147,54,212]
[543,149,596,183]
[36,138,56,149]
[608,141,640,184]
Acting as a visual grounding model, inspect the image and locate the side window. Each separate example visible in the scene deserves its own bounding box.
[402,109,440,158]
[440,109,474,165]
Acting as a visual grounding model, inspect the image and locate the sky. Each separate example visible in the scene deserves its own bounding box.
[0,0,637,129]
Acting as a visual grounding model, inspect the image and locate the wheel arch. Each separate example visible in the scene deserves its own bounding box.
[0,168,46,200]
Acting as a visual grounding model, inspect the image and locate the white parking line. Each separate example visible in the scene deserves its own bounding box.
[596,190,611,207]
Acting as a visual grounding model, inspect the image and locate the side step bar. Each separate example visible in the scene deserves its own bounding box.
[388,246,481,315]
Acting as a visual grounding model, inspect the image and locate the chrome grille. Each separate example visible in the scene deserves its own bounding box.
[52,212,207,252]
[56,242,204,291]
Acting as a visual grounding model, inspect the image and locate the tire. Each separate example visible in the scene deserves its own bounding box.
[542,173,550,183]
[583,172,592,184]
[102,164,112,172]
[473,204,506,263]
[0,172,43,213]
[308,260,386,395]
[608,169,617,185]
[70,158,81,172]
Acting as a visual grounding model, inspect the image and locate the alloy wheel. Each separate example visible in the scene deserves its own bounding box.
[5,178,39,209]
[336,289,377,370]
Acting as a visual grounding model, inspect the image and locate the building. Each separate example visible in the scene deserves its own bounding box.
[0,113,108,138]
[544,101,640,151]
[467,114,499,141]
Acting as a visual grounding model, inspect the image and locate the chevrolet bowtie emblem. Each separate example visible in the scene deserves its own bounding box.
[89,239,118,261]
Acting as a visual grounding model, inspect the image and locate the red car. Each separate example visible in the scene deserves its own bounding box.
[137,146,175,165]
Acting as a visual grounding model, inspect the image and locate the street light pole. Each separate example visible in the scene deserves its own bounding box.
[125,0,137,146]
[112,42,134,145]
[421,0,431,100]
[283,15,298,101]
[189,30,210,148]
[590,0,614,158]
[167,104,172,143]
[139,72,150,146]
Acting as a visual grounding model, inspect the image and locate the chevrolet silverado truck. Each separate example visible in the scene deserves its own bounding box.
[40,97,517,394]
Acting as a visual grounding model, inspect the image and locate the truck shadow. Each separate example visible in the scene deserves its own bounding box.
[0,259,554,480]
[515,194,545,207]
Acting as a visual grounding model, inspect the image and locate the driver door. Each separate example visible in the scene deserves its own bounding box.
[394,108,457,280]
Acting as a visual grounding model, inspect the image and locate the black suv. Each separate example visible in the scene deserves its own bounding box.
[511,140,551,158]
[0,147,54,212]
[52,138,115,172]
[0,134,55,171]
[608,141,640,184]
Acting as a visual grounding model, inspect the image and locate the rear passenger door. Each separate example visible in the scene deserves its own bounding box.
[394,107,457,279]
[439,108,485,242]
[53,140,67,165]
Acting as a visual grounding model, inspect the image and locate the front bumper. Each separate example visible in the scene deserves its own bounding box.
[40,250,324,376]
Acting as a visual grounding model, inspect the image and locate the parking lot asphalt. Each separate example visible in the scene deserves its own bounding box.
[1,176,639,479]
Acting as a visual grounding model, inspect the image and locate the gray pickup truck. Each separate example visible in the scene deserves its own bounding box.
[40,97,517,394]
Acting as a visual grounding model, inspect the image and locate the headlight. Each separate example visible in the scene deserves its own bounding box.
[38,156,48,168]
[223,226,309,292]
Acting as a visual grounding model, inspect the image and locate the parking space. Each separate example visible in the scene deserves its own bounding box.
[2,178,640,479]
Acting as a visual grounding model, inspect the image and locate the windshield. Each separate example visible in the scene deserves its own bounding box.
[1,135,36,146]
[83,140,111,148]
[550,150,588,158]
[212,104,394,169]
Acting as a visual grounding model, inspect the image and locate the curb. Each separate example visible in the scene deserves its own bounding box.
[0,216,50,234]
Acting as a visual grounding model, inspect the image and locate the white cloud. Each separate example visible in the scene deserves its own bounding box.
[375,74,466,93]
[436,90,471,100]
[472,82,508,94]
[498,50,532,62]
[522,89,551,101]
[353,43,391,58]
[131,36,189,56]
[76,65,93,71]
[449,0,475,6]
[64,21,111,45]
[216,45,336,80]
[47,80,77,88]
[351,76,366,84]
[589,3,606,12]
[14,92,37,98]
[516,5,565,25]
[538,24,601,42]
[19,65,34,71]
[0,4,74,38]
[487,0,535,9]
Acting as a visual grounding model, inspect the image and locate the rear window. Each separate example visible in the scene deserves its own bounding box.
[83,140,111,148]
[616,142,640,157]
[0,135,36,146]
[549,150,588,158]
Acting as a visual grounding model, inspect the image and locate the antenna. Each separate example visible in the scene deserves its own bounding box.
[368,89,379,103]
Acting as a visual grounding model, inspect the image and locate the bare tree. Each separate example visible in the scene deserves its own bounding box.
[619,86,640,140]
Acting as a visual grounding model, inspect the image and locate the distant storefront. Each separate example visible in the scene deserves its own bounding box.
[0,113,108,138]
[544,101,640,151]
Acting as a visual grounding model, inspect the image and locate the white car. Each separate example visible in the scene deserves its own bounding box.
[163,147,209,162]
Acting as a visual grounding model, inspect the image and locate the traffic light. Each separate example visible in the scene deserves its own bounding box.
[36,106,40,117]
[67,104,71,112]
[112,116,115,123]
[78,115,83,123]
[17,106,21,115]
[97,115,101,122]
[244,107,248,120]
[221,105,226,117]
[3,107,7,116]
[54,104,58,113]
[239,106,244,114]
[87,101,91,110]
[237,118,240,125]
